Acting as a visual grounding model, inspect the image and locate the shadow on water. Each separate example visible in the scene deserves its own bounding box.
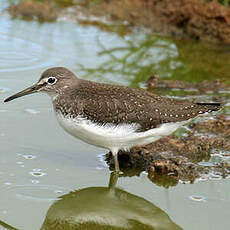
[0,173,182,230]
[80,34,230,87]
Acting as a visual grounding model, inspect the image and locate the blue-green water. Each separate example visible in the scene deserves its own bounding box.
[0,2,230,230]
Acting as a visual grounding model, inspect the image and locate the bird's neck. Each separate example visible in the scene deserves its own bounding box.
[47,91,59,101]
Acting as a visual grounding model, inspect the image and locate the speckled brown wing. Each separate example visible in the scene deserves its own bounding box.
[67,80,221,132]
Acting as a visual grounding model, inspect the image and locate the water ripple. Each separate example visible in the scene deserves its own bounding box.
[29,168,46,177]
[24,108,40,115]
[9,184,68,202]
[189,195,206,202]
[0,33,57,73]
[0,87,10,93]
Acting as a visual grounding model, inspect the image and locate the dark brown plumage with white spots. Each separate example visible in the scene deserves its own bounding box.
[53,76,220,132]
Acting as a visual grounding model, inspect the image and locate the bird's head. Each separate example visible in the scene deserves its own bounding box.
[4,67,78,102]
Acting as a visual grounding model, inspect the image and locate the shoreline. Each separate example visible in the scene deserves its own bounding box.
[7,0,230,44]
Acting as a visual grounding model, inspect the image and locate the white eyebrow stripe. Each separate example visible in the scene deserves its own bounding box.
[38,78,48,85]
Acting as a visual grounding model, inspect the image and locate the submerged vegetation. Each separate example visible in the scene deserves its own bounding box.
[80,34,230,87]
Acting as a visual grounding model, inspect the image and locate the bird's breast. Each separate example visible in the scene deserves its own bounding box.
[55,112,141,150]
[55,112,188,152]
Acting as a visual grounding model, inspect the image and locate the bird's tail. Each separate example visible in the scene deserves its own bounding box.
[196,102,221,112]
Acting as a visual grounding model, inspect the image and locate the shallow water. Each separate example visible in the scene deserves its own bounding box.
[0,2,230,230]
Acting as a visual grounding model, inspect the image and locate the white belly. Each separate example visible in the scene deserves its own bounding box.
[56,113,188,153]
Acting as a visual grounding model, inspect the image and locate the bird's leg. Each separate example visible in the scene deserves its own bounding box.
[108,172,119,197]
[108,172,119,189]
[111,150,120,173]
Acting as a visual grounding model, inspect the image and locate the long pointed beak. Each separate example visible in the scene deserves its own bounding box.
[4,84,41,103]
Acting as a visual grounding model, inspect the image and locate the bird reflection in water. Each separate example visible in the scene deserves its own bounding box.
[0,173,182,230]
[41,172,182,230]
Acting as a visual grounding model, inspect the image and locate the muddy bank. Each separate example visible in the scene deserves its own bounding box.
[72,0,230,44]
[8,1,60,21]
[146,74,230,94]
[106,115,230,188]
[106,77,230,188]
[7,0,230,44]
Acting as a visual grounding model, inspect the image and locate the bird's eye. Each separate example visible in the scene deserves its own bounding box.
[47,77,57,85]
